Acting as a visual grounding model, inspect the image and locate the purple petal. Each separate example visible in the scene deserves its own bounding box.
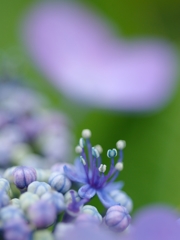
[63,165,87,184]
[97,190,117,208]
[105,181,124,192]
[130,206,180,240]
[74,158,86,179]
[23,1,177,111]
[78,184,96,199]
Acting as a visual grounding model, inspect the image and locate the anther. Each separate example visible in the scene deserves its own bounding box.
[116,140,126,150]
[75,146,82,154]
[98,164,107,173]
[80,156,86,165]
[79,138,86,148]
[92,147,100,158]
[115,162,123,171]
[107,149,117,158]
[94,145,103,154]
[82,129,91,139]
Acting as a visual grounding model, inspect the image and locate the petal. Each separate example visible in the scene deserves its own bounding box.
[63,165,86,184]
[78,184,96,199]
[74,158,86,179]
[23,1,177,111]
[131,206,180,240]
[97,190,117,208]
[105,181,124,192]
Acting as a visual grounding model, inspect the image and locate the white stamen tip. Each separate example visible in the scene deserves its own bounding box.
[82,129,91,139]
[98,164,107,173]
[95,145,103,154]
[116,140,126,150]
[115,162,123,171]
[75,146,82,154]
[79,138,85,148]
[80,156,86,165]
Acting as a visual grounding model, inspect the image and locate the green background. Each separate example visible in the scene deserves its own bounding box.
[0,0,180,214]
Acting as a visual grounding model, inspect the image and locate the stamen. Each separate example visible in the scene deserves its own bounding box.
[75,146,82,154]
[82,129,91,139]
[116,140,126,150]
[92,147,100,158]
[107,149,117,158]
[98,164,107,173]
[79,154,89,181]
[94,145,103,154]
[115,162,123,171]
[79,138,86,148]
[67,190,89,215]
[80,156,86,165]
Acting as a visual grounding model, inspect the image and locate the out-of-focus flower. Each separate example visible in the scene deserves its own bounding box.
[128,206,180,240]
[0,80,73,168]
[23,1,177,111]
[3,218,31,240]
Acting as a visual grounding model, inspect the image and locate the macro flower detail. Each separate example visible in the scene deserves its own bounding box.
[64,129,126,208]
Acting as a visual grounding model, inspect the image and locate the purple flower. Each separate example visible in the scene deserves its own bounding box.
[64,130,125,208]
[128,206,180,240]
[23,1,177,111]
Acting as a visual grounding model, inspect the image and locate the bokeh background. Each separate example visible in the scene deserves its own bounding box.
[0,0,180,214]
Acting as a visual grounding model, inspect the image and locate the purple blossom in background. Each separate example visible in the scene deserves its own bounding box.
[128,206,180,240]
[23,1,177,111]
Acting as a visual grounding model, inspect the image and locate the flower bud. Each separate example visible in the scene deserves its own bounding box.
[28,181,51,197]
[42,191,65,213]
[105,205,131,232]
[48,172,71,193]
[19,192,39,212]
[27,200,56,228]
[13,166,36,190]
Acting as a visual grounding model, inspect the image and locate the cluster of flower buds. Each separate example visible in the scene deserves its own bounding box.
[0,129,132,239]
[0,79,72,171]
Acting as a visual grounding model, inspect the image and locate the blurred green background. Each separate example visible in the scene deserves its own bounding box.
[0,0,180,213]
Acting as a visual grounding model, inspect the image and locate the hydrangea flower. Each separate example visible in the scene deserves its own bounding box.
[0,79,73,168]
[64,129,126,208]
[128,206,180,240]
[23,1,177,111]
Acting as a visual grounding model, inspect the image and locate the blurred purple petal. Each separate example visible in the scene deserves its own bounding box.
[97,190,117,208]
[23,1,177,111]
[130,206,180,240]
